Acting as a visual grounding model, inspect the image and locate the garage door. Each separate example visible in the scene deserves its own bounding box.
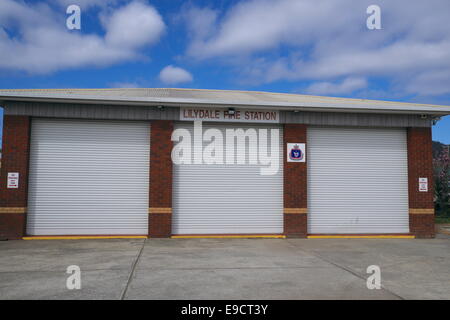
[307,127,409,234]
[27,119,150,235]
[173,122,283,234]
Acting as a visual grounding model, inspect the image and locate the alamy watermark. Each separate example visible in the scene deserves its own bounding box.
[171,121,280,175]
[366,265,381,289]
[367,5,382,30]
[64,4,381,31]
[66,5,81,30]
[66,265,81,290]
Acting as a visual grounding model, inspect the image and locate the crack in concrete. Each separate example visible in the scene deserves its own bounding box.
[120,238,146,300]
[129,265,334,271]
[285,239,406,300]
[0,268,131,274]
[0,265,334,275]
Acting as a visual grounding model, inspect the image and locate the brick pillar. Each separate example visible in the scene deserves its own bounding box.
[407,127,435,238]
[0,116,31,240]
[148,120,173,238]
[283,124,307,238]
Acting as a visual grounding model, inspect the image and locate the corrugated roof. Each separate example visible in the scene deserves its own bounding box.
[0,88,450,115]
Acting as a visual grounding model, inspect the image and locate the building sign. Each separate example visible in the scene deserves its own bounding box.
[419,177,428,192]
[7,172,19,189]
[180,107,279,123]
[287,143,306,162]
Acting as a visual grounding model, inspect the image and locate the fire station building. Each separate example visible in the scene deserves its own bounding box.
[1,88,449,239]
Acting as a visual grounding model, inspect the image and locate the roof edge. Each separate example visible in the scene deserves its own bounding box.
[1,90,450,116]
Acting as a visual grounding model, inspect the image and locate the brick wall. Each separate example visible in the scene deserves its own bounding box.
[148,120,173,237]
[283,124,308,237]
[0,116,31,239]
[407,127,435,238]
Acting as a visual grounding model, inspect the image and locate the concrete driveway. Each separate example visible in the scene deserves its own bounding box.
[0,236,449,300]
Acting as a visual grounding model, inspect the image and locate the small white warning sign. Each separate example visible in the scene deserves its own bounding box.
[7,172,19,189]
[418,177,428,192]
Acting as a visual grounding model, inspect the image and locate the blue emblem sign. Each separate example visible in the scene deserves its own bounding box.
[289,145,303,161]
[287,143,306,162]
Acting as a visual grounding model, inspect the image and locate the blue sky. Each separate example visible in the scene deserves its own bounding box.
[0,0,449,143]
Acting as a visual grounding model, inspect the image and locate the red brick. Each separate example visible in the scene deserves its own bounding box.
[409,214,434,238]
[283,124,307,237]
[407,127,435,238]
[0,116,30,239]
[148,120,173,238]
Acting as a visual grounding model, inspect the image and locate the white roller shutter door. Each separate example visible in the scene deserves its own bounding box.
[27,119,150,235]
[173,122,283,234]
[307,127,409,234]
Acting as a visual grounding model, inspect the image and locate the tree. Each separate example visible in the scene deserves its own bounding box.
[434,147,450,216]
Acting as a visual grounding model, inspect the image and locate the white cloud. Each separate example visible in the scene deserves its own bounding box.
[159,65,193,85]
[305,77,368,95]
[184,0,361,59]
[102,1,165,49]
[178,5,218,40]
[0,0,165,74]
[405,69,450,96]
[176,5,219,57]
[181,0,450,96]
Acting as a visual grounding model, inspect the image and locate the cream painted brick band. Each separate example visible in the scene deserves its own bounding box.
[148,207,172,214]
[284,208,307,214]
[0,207,27,214]
[409,208,435,214]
